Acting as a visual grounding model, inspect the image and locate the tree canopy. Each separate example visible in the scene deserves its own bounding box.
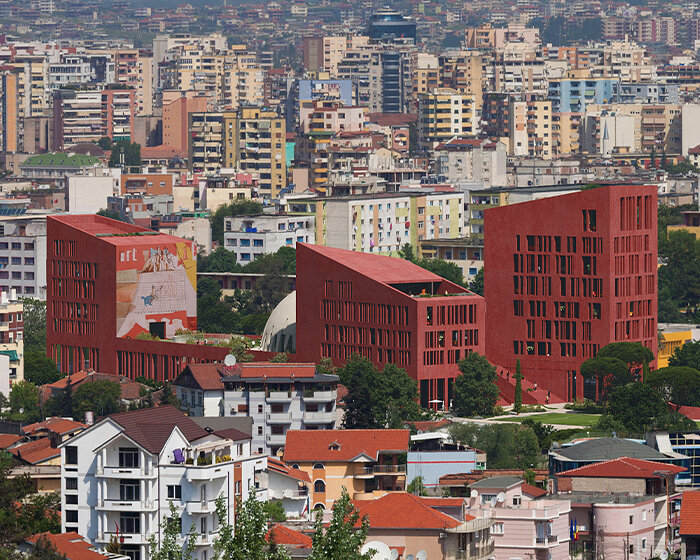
[669,339,700,370]
[72,380,122,420]
[658,222,700,322]
[2,381,41,423]
[596,341,654,378]
[448,423,540,469]
[580,356,631,403]
[645,366,700,409]
[340,354,422,429]
[210,199,264,246]
[149,500,197,560]
[452,352,500,417]
[24,351,63,387]
[108,139,141,168]
[21,298,46,354]
[469,267,484,296]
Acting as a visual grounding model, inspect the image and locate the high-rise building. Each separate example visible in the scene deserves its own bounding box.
[0,70,19,153]
[418,88,477,150]
[368,8,417,43]
[484,185,657,402]
[295,243,485,408]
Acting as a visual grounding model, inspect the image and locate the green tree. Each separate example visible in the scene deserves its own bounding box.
[580,356,631,403]
[513,359,523,413]
[308,487,372,560]
[198,246,240,273]
[397,243,415,261]
[72,380,121,420]
[243,247,296,275]
[658,230,700,317]
[21,298,46,354]
[670,340,700,369]
[44,376,73,418]
[270,353,289,363]
[213,491,289,560]
[414,258,464,286]
[108,139,141,168]
[97,137,113,150]
[645,366,700,409]
[407,476,428,496]
[340,355,421,429]
[227,337,255,363]
[448,423,540,469]
[197,277,238,334]
[596,341,655,379]
[24,351,62,386]
[96,208,123,221]
[160,382,181,408]
[469,267,484,296]
[210,200,264,246]
[3,381,40,422]
[521,418,555,451]
[605,383,668,433]
[149,500,197,560]
[452,352,500,417]
[262,500,287,523]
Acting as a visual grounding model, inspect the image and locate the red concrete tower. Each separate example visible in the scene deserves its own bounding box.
[295,244,485,408]
[484,185,657,402]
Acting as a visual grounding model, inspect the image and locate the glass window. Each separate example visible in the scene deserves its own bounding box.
[65,477,78,490]
[167,485,182,500]
[65,510,78,523]
[65,446,78,465]
[119,480,140,501]
[118,448,139,468]
[120,512,140,534]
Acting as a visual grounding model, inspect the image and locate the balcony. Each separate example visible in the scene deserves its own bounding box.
[456,542,495,560]
[302,390,336,403]
[195,532,218,546]
[266,412,292,424]
[186,463,230,482]
[363,464,407,475]
[97,466,156,479]
[186,500,215,514]
[266,391,292,403]
[266,434,286,446]
[96,532,148,545]
[535,535,559,547]
[303,411,335,424]
[96,499,156,511]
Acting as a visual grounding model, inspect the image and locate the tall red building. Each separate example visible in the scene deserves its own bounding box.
[46,215,228,379]
[295,244,485,408]
[484,185,657,402]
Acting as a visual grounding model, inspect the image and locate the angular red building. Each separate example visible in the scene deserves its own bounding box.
[46,215,228,379]
[295,244,485,408]
[484,184,657,402]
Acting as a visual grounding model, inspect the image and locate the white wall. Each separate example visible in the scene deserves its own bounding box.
[67,176,115,214]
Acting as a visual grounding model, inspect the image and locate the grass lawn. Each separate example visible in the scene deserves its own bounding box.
[496,412,601,427]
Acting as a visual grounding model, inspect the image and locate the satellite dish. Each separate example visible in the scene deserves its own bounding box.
[417,551,428,560]
[407,556,415,560]
[361,541,392,560]
[224,354,237,367]
[490,497,498,507]
[660,552,668,560]
[497,492,507,503]
[470,489,478,498]
[391,550,399,560]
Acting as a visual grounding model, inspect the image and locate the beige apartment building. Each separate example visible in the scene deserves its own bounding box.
[418,88,477,150]
[508,96,552,159]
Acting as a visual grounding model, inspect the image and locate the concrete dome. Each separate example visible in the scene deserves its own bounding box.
[260,290,296,353]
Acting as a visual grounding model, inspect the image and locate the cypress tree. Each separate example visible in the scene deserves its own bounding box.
[514,359,523,413]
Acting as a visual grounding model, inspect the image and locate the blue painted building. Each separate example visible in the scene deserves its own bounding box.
[407,450,477,487]
[298,79,354,107]
[548,78,618,113]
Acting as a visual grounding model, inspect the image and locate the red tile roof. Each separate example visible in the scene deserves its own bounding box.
[0,434,21,449]
[237,363,318,379]
[407,418,451,432]
[11,438,59,465]
[353,492,466,529]
[267,457,311,483]
[283,429,409,463]
[180,364,225,390]
[680,491,700,535]
[181,363,319,389]
[22,417,86,437]
[266,524,313,548]
[27,532,110,560]
[521,483,547,498]
[556,457,686,479]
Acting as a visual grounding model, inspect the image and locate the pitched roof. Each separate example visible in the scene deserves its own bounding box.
[469,476,523,490]
[353,492,465,529]
[11,438,59,465]
[22,417,86,437]
[554,438,669,461]
[521,483,548,498]
[283,429,409,463]
[179,362,325,389]
[267,457,311,483]
[0,434,21,449]
[107,405,209,454]
[21,153,101,168]
[680,491,700,535]
[27,532,111,560]
[556,457,686,479]
[266,524,313,548]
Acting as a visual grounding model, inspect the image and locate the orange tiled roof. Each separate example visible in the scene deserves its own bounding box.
[680,491,700,535]
[283,429,409,463]
[0,433,21,449]
[11,438,59,465]
[353,492,467,529]
[521,483,547,498]
[267,457,311,483]
[27,532,110,560]
[266,524,313,548]
[556,457,685,479]
[22,417,86,437]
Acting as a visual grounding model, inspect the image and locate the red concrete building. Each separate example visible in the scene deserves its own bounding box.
[46,214,228,380]
[484,184,657,402]
[295,244,485,408]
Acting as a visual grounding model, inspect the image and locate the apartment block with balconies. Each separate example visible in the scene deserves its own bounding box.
[59,405,262,560]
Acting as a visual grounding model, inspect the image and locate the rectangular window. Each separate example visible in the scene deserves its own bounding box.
[65,446,78,465]
[120,480,140,501]
[120,512,140,534]
[65,510,78,523]
[65,477,78,490]
[167,485,182,500]
[65,494,78,505]
[118,448,139,468]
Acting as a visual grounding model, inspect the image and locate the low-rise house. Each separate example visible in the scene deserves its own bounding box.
[266,524,313,559]
[173,362,338,455]
[22,532,130,560]
[282,429,410,509]
[467,476,571,560]
[353,492,495,560]
[223,214,315,263]
[555,457,686,560]
[256,457,311,519]
[59,405,264,560]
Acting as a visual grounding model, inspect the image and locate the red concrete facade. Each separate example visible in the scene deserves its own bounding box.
[484,184,657,402]
[295,244,485,408]
[46,215,228,380]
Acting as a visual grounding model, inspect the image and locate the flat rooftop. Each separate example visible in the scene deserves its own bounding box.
[49,214,190,246]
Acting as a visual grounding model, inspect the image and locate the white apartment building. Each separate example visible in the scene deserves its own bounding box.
[60,405,264,560]
[173,363,338,456]
[0,215,47,299]
[0,290,23,398]
[223,214,315,264]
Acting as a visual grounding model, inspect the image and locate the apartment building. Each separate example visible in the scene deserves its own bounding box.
[467,477,571,560]
[0,215,47,299]
[282,429,409,508]
[548,78,617,113]
[485,185,657,402]
[187,111,230,173]
[0,70,19,153]
[418,88,477,150]
[60,405,262,560]
[223,214,314,263]
[508,95,552,159]
[162,91,209,155]
[173,362,338,455]
[113,49,152,116]
[0,291,23,398]
[434,138,507,188]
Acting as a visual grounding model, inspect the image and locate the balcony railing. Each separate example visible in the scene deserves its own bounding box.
[362,464,407,475]
[456,542,495,560]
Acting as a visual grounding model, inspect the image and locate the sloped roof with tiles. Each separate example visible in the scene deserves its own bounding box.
[27,532,115,560]
[353,492,467,529]
[680,491,700,535]
[267,457,311,483]
[266,524,313,548]
[283,429,409,463]
[22,417,86,437]
[556,457,686,479]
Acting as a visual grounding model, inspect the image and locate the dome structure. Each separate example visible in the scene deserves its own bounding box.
[260,291,296,353]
